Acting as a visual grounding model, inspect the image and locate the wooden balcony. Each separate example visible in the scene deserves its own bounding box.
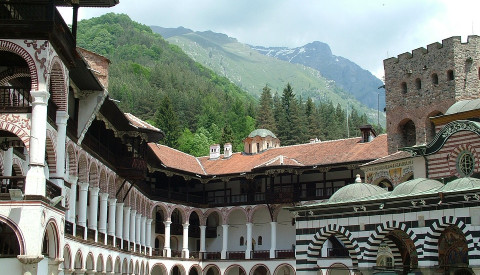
[0,87,31,113]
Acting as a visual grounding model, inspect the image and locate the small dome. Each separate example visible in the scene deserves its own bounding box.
[329,175,388,203]
[390,178,443,197]
[445,99,480,115]
[248,129,277,139]
[442,177,480,192]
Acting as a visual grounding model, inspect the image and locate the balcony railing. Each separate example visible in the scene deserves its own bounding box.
[86,228,95,241]
[152,248,162,257]
[251,250,269,259]
[0,87,31,112]
[275,249,295,259]
[107,235,114,246]
[65,221,74,236]
[203,252,221,260]
[171,250,182,258]
[227,251,245,260]
[0,176,25,197]
[75,225,85,239]
[45,180,61,201]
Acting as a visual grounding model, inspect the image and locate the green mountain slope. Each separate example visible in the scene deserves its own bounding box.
[152,27,385,125]
[76,13,257,155]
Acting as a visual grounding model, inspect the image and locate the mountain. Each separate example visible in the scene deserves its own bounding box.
[153,27,386,125]
[251,41,385,110]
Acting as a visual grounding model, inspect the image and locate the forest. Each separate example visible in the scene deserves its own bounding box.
[77,13,381,157]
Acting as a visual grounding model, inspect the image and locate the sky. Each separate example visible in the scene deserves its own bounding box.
[59,0,480,79]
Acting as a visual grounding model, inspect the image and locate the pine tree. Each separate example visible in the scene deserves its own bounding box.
[154,94,180,148]
[256,85,276,132]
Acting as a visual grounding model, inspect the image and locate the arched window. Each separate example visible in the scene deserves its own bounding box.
[432,73,439,85]
[447,70,454,81]
[401,82,407,93]
[258,236,262,245]
[240,236,244,246]
[415,78,421,90]
[399,119,416,148]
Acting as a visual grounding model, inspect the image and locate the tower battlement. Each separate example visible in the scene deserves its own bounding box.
[383,35,480,154]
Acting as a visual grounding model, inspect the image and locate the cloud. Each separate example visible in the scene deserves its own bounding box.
[59,0,480,79]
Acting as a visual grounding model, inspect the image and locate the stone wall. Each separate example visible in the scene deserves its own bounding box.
[384,35,480,153]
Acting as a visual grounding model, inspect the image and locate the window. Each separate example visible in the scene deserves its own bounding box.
[401,82,407,93]
[447,70,454,81]
[240,236,244,246]
[457,150,475,177]
[432,73,439,85]
[415,78,421,90]
[258,236,263,245]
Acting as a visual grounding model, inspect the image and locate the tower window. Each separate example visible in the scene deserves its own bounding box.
[401,82,407,94]
[447,70,454,81]
[415,78,421,90]
[432,73,439,85]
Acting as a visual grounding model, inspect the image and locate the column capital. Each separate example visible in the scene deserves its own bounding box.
[108,198,117,205]
[131,209,137,215]
[183,223,189,229]
[89,186,100,193]
[116,202,124,207]
[78,181,89,190]
[146,218,153,224]
[30,90,50,105]
[55,111,69,125]
[123,206,131,211]
[136,212,141,218]
[222,224,229,228]
[17,255,44,264]
[164,220,172,226]
[99,192,109,201]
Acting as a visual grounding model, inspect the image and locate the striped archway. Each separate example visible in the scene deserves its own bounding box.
[307,223,361,267]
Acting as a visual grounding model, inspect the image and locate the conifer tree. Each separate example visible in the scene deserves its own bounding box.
[154,94,180,148]
[256,85,276,132]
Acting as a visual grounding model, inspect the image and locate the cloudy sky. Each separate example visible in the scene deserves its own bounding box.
[60,0,479,79]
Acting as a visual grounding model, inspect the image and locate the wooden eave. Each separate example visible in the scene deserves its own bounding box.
[430,109,480,126]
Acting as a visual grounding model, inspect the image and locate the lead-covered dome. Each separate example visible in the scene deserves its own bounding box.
[445,99,480,115]
[248,129,277,139]
[329,175,389,203]
[390,178,443,197]
[442,177,480,192]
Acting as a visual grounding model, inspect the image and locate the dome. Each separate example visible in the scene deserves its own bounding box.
[390,178,443,197]
[248,129,277,139]
[329,175,389,203]
[442,177,480,192]
[445,99,480,115]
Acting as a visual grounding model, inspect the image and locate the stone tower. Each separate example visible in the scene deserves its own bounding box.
[384,35,480,154]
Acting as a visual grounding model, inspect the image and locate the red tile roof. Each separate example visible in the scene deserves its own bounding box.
[149,134,389,176]
[125,113,161,132]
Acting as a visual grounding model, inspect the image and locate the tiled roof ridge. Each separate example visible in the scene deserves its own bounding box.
[154,143,196,158]
[195,157,207,175]
[361,150,411,166]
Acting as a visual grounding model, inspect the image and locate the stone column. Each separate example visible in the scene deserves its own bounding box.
[182,223,189,258]
[123,206,131,242]
[270,221,277,258]
[68,180,77,223]
[98,193,109,236]
[107,198,117,237]
[77,182,89,228]
[135,212,141,246]
[146,218,153,256]
[130,209,137,250]
[163,220,171,257]
[25,90,49,196]
[17,255,44,275]
[55,111,68,178]
[87,187,99,231]
[199,225,206,253]
[245,222,253,259]
[48,258,64,275]
[140,216,146,247]
[221,224,229,259]
[116,202,124,242]
[3,147,13,185]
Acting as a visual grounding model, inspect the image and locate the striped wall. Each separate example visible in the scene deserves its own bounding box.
[295,207,480,273]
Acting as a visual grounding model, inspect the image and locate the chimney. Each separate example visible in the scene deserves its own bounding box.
[209,144,220,160]
[359,125,377,143]
[224,143,232,158]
